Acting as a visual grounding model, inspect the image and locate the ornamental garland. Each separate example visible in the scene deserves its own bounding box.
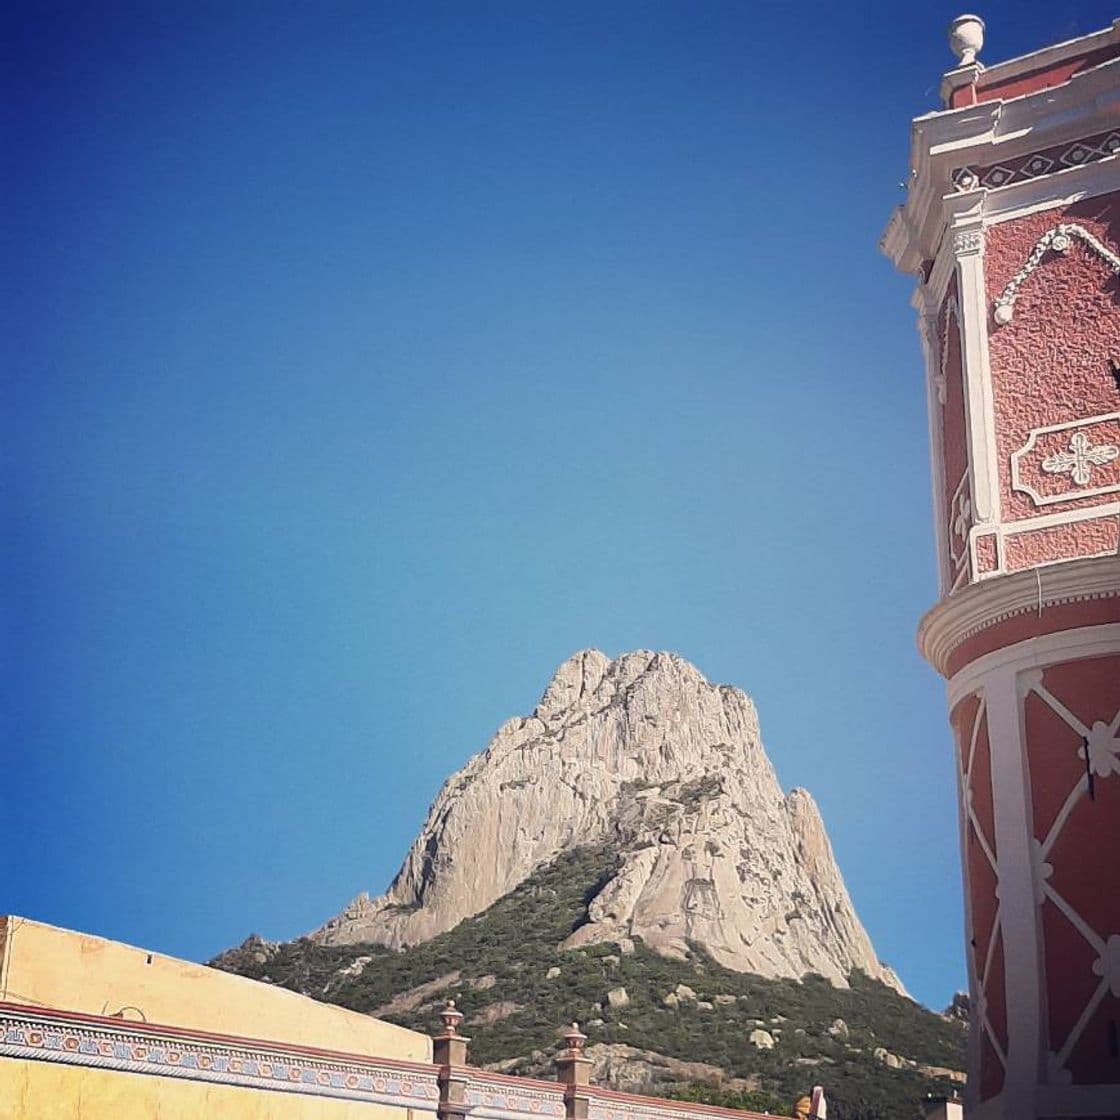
[992,223,1120,325]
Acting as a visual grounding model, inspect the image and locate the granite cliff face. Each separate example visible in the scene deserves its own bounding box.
[313,650,903,993]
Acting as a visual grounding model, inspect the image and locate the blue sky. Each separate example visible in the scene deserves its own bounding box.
[5,1,1115,1013]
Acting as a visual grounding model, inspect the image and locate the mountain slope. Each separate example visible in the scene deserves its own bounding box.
[312,650,900,992]
[213,846,964,1120]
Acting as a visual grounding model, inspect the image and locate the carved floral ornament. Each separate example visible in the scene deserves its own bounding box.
[1041,431,1119,486]
[992,223,1120,324]
[1011,412,1120,506]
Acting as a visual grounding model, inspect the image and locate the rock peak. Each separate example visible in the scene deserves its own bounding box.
[312,650,904,994]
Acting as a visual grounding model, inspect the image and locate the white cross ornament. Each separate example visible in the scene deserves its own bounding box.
[1041,431,1119,486]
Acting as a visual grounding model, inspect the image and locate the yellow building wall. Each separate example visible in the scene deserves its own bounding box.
[0,1058,423,1120]
[0,916,429,1063]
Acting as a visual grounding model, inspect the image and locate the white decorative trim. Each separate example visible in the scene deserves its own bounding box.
[919,556,1120,676]
[1011,413,1120,506]
[1000,499,1120,535]
[992,223,1120,324]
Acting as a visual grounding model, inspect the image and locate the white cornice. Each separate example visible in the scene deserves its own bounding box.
[918,555,1120,676]
[882,55,1120,274]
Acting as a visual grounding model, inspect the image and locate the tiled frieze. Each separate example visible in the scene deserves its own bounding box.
[464,1072,566,1120]
[0,1002,442,1109]
[952,129,1120,193]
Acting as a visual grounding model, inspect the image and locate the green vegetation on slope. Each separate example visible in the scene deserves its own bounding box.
[213,847,964,1120]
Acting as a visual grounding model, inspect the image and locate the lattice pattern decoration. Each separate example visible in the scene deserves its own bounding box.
[1021,669,1120,1083]
[952,130,1120,193]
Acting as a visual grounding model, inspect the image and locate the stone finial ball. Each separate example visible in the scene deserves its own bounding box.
[949,14,985,66]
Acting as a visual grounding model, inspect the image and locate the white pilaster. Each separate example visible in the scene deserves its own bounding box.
[949,215,1002,531]
[982,666,1041,1119]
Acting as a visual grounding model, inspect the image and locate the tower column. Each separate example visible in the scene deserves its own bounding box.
[883,14,1120,1118]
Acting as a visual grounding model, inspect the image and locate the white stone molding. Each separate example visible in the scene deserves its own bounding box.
[992,223,1120,324]
[1011,413,1120,506]
[920,556,1120,676]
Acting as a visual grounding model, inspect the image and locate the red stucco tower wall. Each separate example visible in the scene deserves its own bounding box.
[883,16,1120,1120]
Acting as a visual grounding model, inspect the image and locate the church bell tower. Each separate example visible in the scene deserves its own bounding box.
[882,15,1120,1120]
